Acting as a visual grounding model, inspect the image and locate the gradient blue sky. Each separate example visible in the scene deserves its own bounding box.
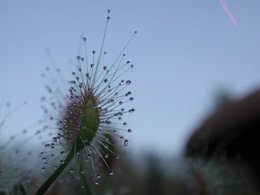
[1,0,260,157]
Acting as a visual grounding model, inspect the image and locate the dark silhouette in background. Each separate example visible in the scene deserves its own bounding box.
[186,88,260,184]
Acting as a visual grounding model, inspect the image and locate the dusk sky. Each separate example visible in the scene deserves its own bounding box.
[1,0,260,157]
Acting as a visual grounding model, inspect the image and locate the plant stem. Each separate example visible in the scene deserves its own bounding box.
[35,148,74,195]
[78,159,92,195]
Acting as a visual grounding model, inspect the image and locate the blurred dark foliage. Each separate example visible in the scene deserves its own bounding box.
[2,89,260,194]
[186,88,260,185]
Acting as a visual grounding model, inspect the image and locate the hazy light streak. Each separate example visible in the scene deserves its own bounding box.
[219,0,238,27]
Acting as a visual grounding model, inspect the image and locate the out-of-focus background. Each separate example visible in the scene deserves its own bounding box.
[1,0,260,156]
[1,1,260,194]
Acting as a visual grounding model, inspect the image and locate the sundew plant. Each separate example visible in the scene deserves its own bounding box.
[36,10,136,194]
